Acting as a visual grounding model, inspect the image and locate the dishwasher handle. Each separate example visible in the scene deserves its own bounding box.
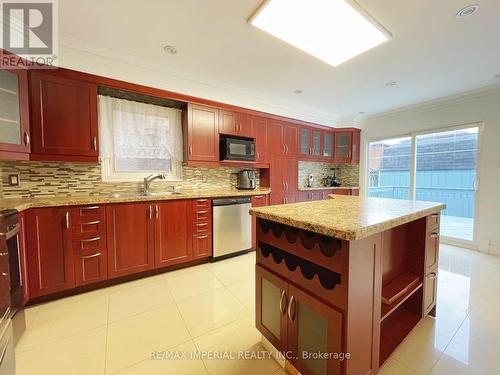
[212,197,251,206]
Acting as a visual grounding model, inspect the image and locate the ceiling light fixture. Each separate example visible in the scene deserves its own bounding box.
[385,81,397,87]
[249,0,391,67]
[163,45,178,55]
[495,74,500,79]
[358,111,365,115]
[294,89,303,94]
[456,5,479,18]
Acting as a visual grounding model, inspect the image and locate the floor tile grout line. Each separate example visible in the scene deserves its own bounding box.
[103,291,111,375]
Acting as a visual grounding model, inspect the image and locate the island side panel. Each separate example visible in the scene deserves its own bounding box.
[345,233,382,375]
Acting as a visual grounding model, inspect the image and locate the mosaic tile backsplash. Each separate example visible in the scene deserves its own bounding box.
[0,161,259,199]
[298,161,359,188]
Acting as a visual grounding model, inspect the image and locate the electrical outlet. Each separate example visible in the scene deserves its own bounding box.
[8,174,20,186]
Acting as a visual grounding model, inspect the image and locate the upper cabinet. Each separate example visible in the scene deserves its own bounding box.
[30,71,99,162]
[333,129,361,164]
[186,103,219,163]
[252,116,268,164]
[299,127,335,161]
[323,131,334,158]
[351,128,361,164]
[268,121,298,157]
[219,110,254,138]
[0,67,30,159]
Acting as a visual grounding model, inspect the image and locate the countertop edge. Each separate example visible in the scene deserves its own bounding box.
[298,186,360,191]
[1,188,271,212]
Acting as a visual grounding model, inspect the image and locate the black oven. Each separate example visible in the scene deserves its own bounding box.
[220,136,256,161]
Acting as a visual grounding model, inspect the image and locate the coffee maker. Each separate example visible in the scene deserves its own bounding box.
[236,170,256,190]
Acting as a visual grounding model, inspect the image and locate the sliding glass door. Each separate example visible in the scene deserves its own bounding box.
[415,128,478,241]
[367,126,479,242]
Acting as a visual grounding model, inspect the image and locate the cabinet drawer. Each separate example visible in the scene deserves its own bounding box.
[193,199,211,210]
[73,236,106,255]
[424,269,438,315]
[192,233,212,258]
[251,195,269,207]
[193,209,212,222]
[192,221,211,234]
[74,251,107,286]
[427,213,440,232]
[73,219,105,238]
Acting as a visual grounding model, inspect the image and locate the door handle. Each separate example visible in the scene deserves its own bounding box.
[149,206,153,220]
[282,144,286,154]
[285,144,289,154]
[287,295,295,321]
[279,290,288,314]
[189,145,193,155]
[82,252,101,259]
[155,205,159,219]
[65,211,70,229]
[23,132,30,145]
[92,137,97,150]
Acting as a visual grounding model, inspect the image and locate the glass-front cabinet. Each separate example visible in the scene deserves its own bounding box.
[334,131,352,162]
[256,265,343,375]
[0,68,30,158]
[311,129,321,157]
[323,132,333,158]
[300,127,311,157]
[300,127,334,161]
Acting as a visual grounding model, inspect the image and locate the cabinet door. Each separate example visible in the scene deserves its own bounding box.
[256,265,288,351]
[106,203,155,278]
[284,158,298,194]
[424,269,438,316]
[30,72,98,160]
[323,132,334,159]
[74,237,108,286]
[351,129,361,164]
[300,127,311,157]
[0,68,30,157]
[253,116,268,163]
[425,230,440,273]
[154,200,191,267]
[283,124,298,156]
[251,195,269,249]
[287,285,343,375]
[192,234,212,258]
[187,104,219,161]
[331,189,350,195]
[311,129,321,157]
[268,120,284,157]
[270,158,286,195]
[219,109,238,136]
[334,131,352,163]
[238,113,255,138]
[26,208,75,297]
[298,191,311,202]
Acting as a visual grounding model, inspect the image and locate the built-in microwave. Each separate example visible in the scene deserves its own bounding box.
[220,136,256,161]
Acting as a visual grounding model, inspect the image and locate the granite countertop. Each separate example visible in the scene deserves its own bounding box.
[0,187,271,212]
[298,186,360,191]
[250,195,445,241]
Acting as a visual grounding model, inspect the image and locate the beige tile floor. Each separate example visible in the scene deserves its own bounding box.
[15,244,500,374]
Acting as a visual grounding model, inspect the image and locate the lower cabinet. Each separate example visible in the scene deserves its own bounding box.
[106,202,155,278]
[26,208,75,298]
[256,265,343,375]
[251,195,269,249]
[154,200,191,267]
[191,199,213,259]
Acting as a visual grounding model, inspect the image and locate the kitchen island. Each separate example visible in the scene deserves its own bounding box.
[250,195,445,375]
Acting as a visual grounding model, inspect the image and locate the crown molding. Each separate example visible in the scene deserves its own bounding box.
[363,82,500,122]
[58,36,339,126]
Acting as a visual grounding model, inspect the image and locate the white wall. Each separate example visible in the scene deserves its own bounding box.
[359,85,500,255]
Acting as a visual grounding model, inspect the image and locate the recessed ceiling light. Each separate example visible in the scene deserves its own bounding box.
[294,89,303,94]
[385,81,397,87]
[249,0,391,67]
[495,74,500,79]
[358,111,365,115]
[456,5,479,18]
[163,45,178,55]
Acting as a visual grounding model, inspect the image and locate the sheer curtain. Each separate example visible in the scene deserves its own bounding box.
[99,95,183,182]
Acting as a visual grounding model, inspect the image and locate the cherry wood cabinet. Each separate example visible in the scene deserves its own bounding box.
[187,103,219,162]
[0,67,30,159]
[299,127,322,159]
[29,71,99,162]
[256,265,343,375]
[351,129,361,164]
[25,208,75,298]
[154,200,191,267]
[251,194,269,249]
[334,131,352,163]
[106,202,155,278]
[268,121,298,158]
[253,116,268,163]
[219,110,254,138]
[282,124,298,157]
[270,158,298,205]
[191,199,213,259]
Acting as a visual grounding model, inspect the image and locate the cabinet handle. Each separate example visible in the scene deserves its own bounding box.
[189,145,193,155]
[282,144,286,154]
[254,195,264,199]
[195,234,209,239]
[23,132,30,145]
[81,206,99,211]
[65,211,70,229]
[149,206,152,220]
[256,151,260,160]
[430,232,439,238]
[81,236,100,243]
[285,144,289,154]
[92,137,97,150]
[81,220,100,226]
[197,210,208,214]
[197,199,208,202]
[287,295,296,321]
[155,205,159,219]
[279,290,288,314]
[82,252,101,260]
[427,272,437,279]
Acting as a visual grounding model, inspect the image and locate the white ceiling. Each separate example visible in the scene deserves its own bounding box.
[58,0,500,123]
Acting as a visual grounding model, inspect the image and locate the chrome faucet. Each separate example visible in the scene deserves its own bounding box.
[143,174,166,195]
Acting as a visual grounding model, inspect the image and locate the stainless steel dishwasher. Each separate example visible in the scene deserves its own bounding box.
[212,197,252,261]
